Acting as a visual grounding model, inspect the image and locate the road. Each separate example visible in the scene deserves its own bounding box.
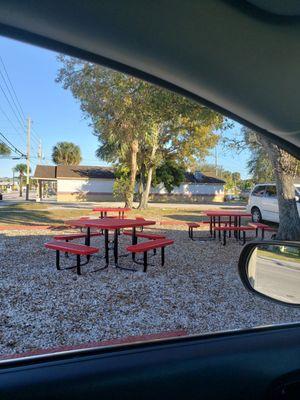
[253,255,300,303]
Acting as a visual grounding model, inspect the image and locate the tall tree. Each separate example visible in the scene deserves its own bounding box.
[52,141,82,165]
[56,56,225,208]
[13,163,29,197]
[243,128,300,240]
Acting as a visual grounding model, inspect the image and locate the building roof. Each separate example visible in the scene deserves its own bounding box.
[184,171,225,184]
[34,165,57,180]
[34,165,224,184]
[33,165,115,180]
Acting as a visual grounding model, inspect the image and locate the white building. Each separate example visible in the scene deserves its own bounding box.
[151,171,225,202]
[33,165,225,203]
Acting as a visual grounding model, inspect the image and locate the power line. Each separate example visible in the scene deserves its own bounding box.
[0,129,26,157]
[0,81,26,133]
[0,103,26,148]
[0,56,26,121]
[0,67,25,129]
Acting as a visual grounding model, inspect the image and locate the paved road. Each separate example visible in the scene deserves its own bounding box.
[0,193,246,211]
[254,255,300,303]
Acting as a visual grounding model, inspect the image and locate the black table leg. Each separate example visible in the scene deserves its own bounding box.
[229,216,232,238]
[218,216,221,239]
[223,230,226,246]
[209,217,213,236]
[104,229,109,266]
[85,227,91,246]
[132,226,137,261]
[113,229,119,267]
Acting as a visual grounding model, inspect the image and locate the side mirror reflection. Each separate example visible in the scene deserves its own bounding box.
[239,241,300,306]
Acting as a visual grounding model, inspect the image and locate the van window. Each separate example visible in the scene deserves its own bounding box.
[252,185,266,197]
[265,185,277,198]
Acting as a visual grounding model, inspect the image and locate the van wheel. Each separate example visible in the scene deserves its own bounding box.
[251,207,262,223]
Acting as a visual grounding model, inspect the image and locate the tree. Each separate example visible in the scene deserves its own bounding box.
[243,128,300,240]
[0,143,11,156]
[56,56,225,208]
[13,163,30,197]
[153,159,185,193]
[243,130,274,183]
[52,141,82,165]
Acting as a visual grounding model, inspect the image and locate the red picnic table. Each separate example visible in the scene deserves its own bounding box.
[204,210,252,238]
[92,207,131,219]
[66,218,155,268]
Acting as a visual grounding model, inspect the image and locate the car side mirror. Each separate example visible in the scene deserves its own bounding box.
[238,241,300,306]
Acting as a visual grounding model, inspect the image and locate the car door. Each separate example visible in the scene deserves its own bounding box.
[262,185,279,223]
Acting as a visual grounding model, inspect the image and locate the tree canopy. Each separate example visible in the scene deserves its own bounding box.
[52,141,82,165]
[56,56,226,207]
[0,142,11,156]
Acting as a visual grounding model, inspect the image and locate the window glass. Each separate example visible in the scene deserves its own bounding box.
[252,185,266,197]
[265,185,277,197]
[1,36,300,362]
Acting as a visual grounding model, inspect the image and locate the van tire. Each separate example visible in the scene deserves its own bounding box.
[251,207,262,223]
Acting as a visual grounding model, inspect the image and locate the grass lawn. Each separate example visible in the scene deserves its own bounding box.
[259,249,300,264]
[0,202,215,226]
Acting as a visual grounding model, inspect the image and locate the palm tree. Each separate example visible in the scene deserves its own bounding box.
[52,142,82,165]
[13,164,29,197]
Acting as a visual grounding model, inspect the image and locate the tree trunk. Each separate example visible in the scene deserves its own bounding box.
[137,165,145,202]
[259,134,300,240]
[125,139,139,208]
[138,128,159,209]
[19,175,23,197]
[139,166,154,209]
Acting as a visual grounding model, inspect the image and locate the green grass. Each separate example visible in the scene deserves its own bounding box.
[259,249,300,264]
[0,203,210,226]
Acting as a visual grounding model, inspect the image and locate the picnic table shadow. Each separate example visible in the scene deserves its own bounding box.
[0,209,66,227]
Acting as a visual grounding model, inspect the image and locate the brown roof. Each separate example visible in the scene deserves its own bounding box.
[33,165,57,180]
[33,165,115,180]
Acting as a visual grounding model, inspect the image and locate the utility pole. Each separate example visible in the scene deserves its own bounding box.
[215,146,218,177]
[38,139,42,163]
[26,116,31,201]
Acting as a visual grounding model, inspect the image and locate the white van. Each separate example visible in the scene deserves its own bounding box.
[247,183,300,223]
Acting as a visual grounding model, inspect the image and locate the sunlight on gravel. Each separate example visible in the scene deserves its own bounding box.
[1,225,300,356]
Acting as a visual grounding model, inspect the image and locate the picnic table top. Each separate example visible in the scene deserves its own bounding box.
[204,211,252,217]
[66,218,155,230]
[92,207,131,212]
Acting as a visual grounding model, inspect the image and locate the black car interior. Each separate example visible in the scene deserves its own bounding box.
[0,1,299,399]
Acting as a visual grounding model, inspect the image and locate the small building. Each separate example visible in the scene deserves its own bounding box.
[150,171,225,202]
[33,165,225,203]
[33,165,115,202]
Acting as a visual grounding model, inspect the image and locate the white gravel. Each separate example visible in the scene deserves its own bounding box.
[1,225,300,356]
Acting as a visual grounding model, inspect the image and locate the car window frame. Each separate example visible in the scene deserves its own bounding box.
[251,185,266,197]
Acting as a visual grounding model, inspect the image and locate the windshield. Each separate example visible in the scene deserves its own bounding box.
[0,35,299,362]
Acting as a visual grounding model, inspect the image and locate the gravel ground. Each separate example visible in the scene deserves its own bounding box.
[1,225,300,356]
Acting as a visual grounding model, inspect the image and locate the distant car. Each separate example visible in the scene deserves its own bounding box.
[239,189,251,200]
[247,183,300,223]
[225,193,238,201]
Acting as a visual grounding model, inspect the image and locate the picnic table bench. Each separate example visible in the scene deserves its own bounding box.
[213,225,256,245]
[65,218,156,268]
[248,222,277,239]
[127,238,174,272]
[45,241,99,275]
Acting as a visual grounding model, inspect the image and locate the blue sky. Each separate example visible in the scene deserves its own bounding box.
[0,35,250,178]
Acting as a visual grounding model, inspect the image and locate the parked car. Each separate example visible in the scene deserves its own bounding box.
[247,183,300,223]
